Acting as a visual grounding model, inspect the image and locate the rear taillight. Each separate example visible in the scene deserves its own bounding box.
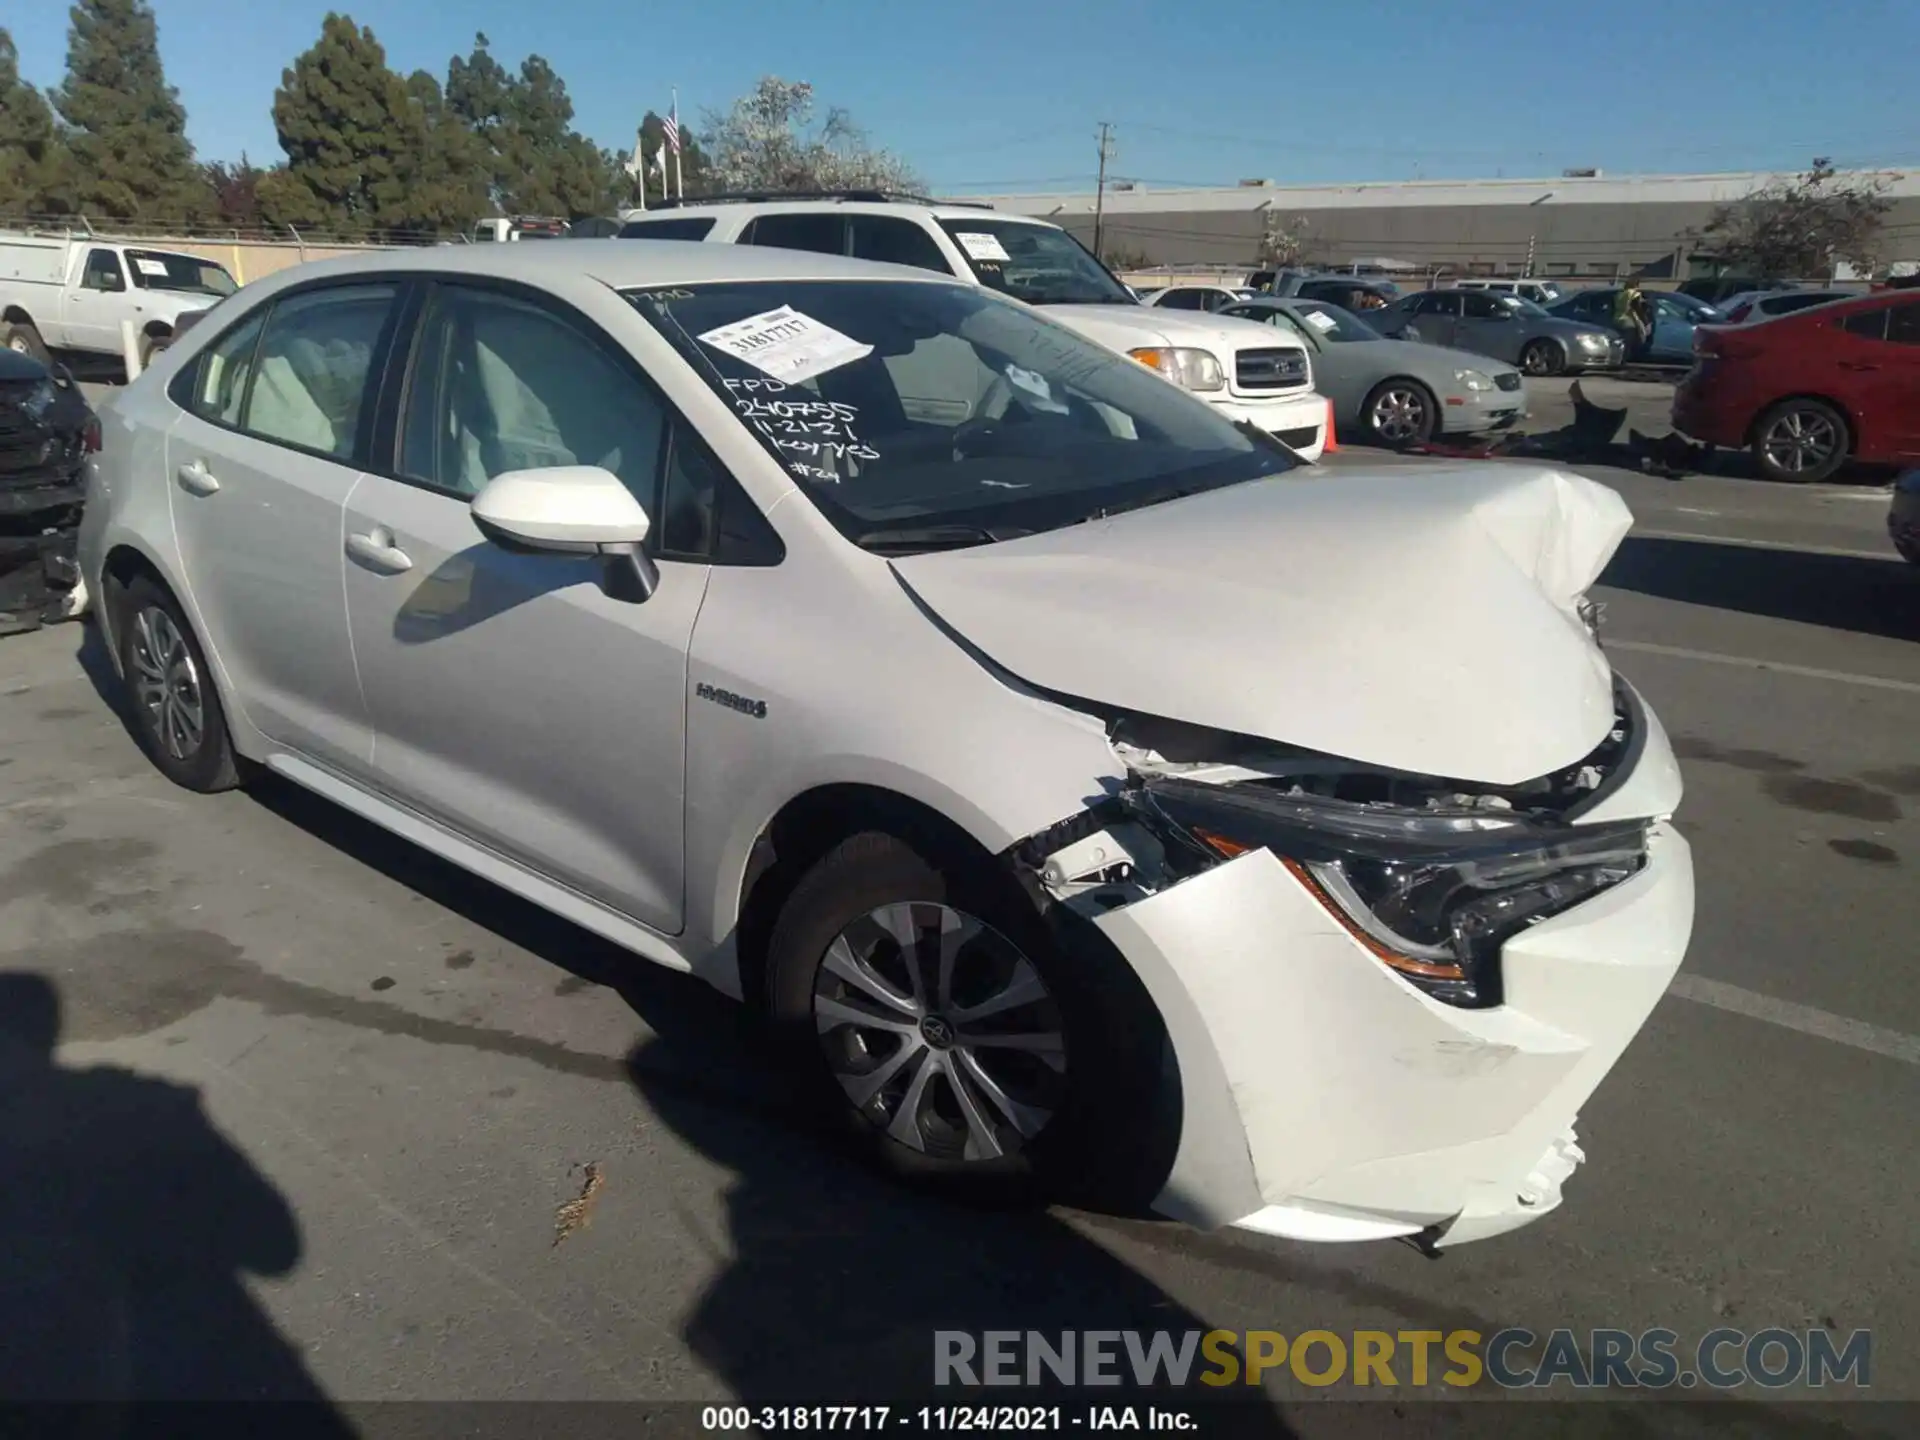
[82,417,102,453]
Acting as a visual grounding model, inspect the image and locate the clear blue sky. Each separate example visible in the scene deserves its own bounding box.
[10,0,1918,192]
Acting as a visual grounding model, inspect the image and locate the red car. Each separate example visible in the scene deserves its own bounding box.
[1673,290,1920,483]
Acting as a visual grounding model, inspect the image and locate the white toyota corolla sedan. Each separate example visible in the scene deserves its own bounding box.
[78,241,1693,1249]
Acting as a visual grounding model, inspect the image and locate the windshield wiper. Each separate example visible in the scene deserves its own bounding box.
[855,524,1012,556]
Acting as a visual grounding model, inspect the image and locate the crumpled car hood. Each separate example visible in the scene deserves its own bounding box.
[890,464,1632,785]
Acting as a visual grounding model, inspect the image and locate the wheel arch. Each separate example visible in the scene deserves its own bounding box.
[725,781,1011,1011]
[3,305,36,328]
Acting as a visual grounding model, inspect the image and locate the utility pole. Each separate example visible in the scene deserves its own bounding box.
[1093,122,1115,261]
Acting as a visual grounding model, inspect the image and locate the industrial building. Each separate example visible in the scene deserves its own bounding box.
[966,168,1920,280]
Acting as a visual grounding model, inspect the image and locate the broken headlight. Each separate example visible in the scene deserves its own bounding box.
[1124,776,1649,1007]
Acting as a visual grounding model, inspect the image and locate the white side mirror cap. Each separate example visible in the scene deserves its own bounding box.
[470,466,651,553]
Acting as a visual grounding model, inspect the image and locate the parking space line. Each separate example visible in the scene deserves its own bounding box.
[1608,640,1920,694]
[1669,974,1920,1068]
[1630,528,1899,561]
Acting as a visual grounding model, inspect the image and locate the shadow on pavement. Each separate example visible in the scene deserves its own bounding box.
[620,1024,1297,1435]
[1600,535,1920,642]
[0,973,354,1434]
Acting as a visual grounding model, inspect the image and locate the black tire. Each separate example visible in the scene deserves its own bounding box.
[765,831,1160,1203]
[1751,398,1850,484]
[1360,378,1437,448]
[1520,338,1565,376]
[115,575,242,793]
[4,320,51,367]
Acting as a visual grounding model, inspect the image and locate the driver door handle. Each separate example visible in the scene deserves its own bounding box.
[175,459,220,495]
[346,527,414,574]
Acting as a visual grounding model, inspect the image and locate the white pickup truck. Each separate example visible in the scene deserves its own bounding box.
[0,233,238,371]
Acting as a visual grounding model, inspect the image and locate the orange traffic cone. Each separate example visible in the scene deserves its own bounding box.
[1322,397,1340,453]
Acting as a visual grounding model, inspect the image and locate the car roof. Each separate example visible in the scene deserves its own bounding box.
[627,197,1062,228]
[227,238,964,293]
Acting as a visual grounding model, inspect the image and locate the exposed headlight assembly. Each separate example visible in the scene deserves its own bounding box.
[1122,778,1649,1007]
[1576,332,1611,350]
[1128,347,1226,392]
[1454,368,1494,392]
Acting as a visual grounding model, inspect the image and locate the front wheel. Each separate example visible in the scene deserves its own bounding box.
[766,832,1156,1200]
[1362,379,1437,448]
[1520,339,1565,376]
[1752,399,1849,484]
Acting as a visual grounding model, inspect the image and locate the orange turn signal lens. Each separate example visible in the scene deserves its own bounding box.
[1193,827,1253,859]
[1279,856,1470,983]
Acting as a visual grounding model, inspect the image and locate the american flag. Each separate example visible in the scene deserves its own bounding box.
[661,113,681,154]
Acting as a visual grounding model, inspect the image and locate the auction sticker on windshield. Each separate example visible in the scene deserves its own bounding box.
[134,258,171,277]
[697,306,874,385]
[953,232,1012,263]
[1303,310,1338,332]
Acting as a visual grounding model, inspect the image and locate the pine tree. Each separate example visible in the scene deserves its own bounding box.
[447,33,618,219]
[0,28,69,215]
[50,0,204,221]
[261,14,481,238]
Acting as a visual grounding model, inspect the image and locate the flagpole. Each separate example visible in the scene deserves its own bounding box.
[672,87,684,200]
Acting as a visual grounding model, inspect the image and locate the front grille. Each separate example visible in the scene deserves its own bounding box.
[1235,347,1310,391]
[1494,371,1523,392]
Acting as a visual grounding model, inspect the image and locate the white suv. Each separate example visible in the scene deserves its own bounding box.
[618,195,1330,458]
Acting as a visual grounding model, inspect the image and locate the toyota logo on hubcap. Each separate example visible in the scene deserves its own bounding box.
[919,1015,957,1049]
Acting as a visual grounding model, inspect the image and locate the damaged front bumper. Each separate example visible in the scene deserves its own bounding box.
[0,393,90,634]
[1093,826,1691,1247]
[1016,678,1693,1249]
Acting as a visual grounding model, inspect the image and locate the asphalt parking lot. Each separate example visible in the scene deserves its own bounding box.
[2,378,1917,1435]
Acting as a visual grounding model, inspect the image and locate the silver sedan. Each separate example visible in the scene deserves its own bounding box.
[1222,298,1527,446]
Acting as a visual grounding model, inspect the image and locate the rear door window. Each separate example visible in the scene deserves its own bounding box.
[847,216,952,274]
[243,284,398,460]
[742,213,845,255]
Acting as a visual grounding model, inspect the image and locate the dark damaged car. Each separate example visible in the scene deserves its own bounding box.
[1,348,95,634]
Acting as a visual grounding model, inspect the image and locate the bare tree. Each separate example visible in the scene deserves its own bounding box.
[704,77,920,195]
[1692,159,1893,279]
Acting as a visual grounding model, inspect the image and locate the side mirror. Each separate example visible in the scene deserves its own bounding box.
[470,465,660,602]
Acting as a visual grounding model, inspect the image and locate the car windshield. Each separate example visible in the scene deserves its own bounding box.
[629,279,1295,552]
[1284,301,1381,342]
[935,219,1136,307]
[123,249,237,298]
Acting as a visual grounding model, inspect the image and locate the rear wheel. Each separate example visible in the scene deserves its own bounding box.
[3,321,51,367]
[766,831,1157,1201]
[115,576,241,793]
[1752,399,1849,484]
[1520,338,1565,376]
[1362,379,1437,448]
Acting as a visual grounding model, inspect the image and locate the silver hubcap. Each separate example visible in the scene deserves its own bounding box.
[1762,411,1839,474]
[129,606,205,761]
[1370,386,1426,442]
[1522,343,1555,374]
[812,902,1066,1161]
